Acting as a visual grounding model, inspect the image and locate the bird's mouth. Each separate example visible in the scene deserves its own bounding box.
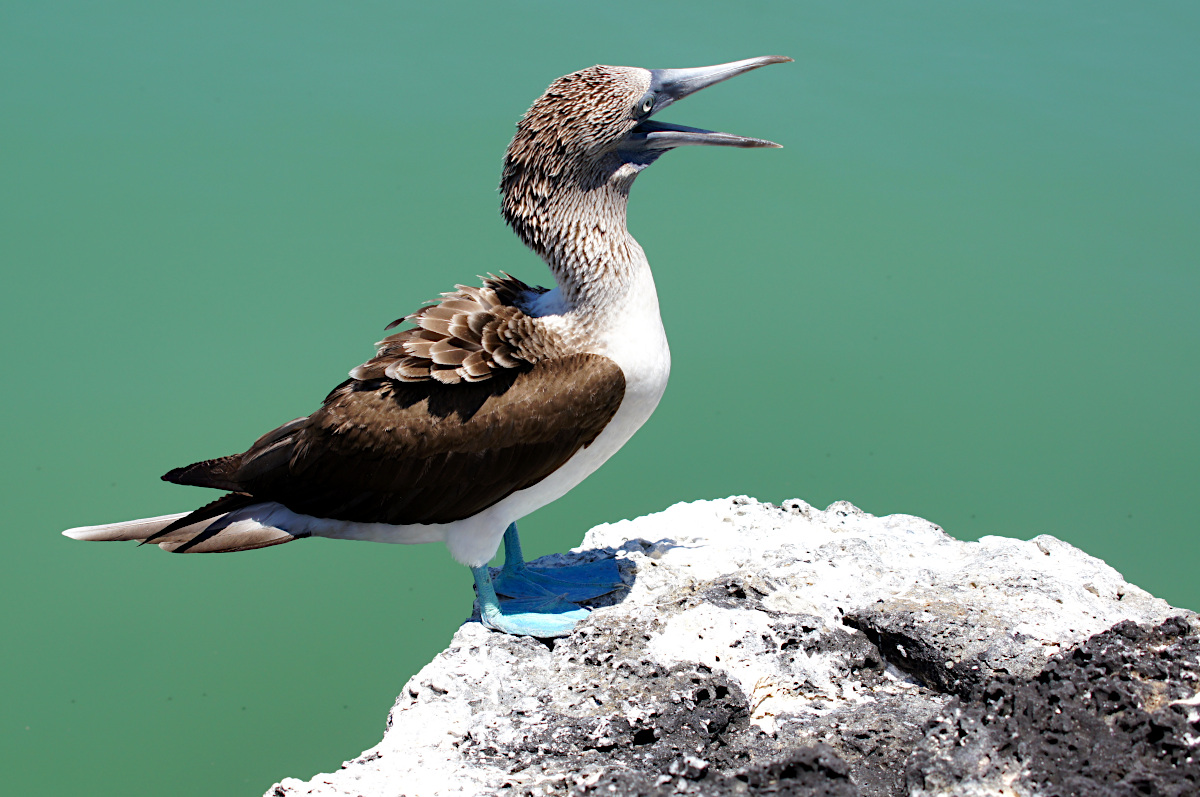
[622,55,791,154]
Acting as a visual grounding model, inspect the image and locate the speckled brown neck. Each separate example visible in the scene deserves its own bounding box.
[498,65,656,318]
[502,153,648,316]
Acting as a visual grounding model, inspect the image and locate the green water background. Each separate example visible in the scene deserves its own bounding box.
[2,2,1196,794]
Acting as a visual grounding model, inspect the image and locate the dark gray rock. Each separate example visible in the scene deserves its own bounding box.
[909,615,1200,797]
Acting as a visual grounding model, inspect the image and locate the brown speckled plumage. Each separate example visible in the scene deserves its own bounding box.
[501,66,652,309]
[350,274,557,385]
[350,66,656,387]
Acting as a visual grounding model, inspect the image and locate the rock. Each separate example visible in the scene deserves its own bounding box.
[907,616,1200,797]
[267,497,1198,797]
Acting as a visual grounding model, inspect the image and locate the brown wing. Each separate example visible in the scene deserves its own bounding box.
[349,274,554,385]
[163,353,626,526]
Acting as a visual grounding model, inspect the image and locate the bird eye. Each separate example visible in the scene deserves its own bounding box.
[640,96,654,114]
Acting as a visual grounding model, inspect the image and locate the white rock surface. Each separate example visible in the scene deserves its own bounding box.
[267,497,1191,797]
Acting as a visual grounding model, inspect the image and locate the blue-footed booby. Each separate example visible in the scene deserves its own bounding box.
[63,56,791,637]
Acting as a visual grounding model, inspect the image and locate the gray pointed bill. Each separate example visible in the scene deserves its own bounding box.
[650,55,793,107]
[622,55,792,154]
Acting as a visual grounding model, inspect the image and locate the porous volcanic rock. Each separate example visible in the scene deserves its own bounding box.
[268,497,1198,797]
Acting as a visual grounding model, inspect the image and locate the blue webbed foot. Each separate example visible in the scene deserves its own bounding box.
[491,522,624,602]
[472,565,588,638]
[469,523,625,638]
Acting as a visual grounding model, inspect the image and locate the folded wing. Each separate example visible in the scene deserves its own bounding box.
[164,353,625,526]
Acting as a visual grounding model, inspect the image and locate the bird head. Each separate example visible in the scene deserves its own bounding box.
[500,56,791,252]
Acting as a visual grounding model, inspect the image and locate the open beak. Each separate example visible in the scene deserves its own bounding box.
[622,55,792,154]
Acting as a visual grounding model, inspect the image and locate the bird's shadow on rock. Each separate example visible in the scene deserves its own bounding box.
[567,535,700,610]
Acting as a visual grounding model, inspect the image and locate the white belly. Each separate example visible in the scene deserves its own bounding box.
[294,274,672,567]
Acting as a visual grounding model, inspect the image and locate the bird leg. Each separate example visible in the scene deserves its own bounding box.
[493,522,624,601]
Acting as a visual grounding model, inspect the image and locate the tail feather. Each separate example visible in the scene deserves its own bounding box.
[142,492,257,545]
[157,515,302,553]
[63,513,190,542]
[62,502,307,554]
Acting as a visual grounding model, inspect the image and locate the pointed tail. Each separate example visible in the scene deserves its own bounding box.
[62,497,307,553]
